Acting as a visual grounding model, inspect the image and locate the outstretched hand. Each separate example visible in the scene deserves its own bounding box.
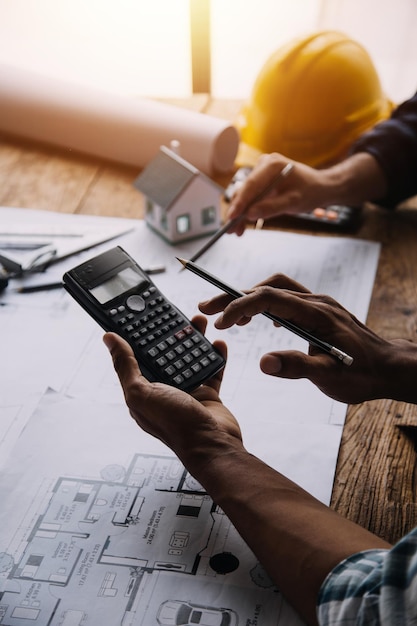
[226,154,329,236]
[199,274,405,404]
[103,316,242,466]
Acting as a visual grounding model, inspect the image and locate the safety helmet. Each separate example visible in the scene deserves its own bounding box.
[236,31,394,167]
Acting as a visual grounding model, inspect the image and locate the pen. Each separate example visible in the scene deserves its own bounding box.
[14,266,167,293]
[15,282,64,293]
[176,257,354,366]
[186,162,294,265]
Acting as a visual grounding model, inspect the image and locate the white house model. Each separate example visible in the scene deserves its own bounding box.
[133,145,223,244]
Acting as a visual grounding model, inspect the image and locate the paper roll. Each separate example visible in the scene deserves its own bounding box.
[0,64,239,175]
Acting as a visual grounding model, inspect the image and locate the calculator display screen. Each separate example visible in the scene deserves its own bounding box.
[90,267,145,304]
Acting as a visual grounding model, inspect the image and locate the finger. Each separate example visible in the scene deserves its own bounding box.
[214,288,333,332]
[252,273,311,294]
[199,293,236,315]
[103,332,145,390]
[190,314,208,335]
[243,190,302,222]
[260,350,332,381]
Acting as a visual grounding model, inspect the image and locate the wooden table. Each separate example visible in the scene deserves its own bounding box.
[1,96,417,546]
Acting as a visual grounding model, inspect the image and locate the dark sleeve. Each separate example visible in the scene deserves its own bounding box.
[350,92,417,208]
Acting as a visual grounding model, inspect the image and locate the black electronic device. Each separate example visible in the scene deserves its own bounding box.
[63,246,225,392]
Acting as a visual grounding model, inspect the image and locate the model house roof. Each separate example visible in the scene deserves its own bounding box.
[133,146,221,211]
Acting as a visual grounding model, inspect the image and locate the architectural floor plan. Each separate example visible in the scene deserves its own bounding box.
[0,453,300,626]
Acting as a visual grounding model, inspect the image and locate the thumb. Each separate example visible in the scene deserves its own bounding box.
[103,332,144,388]
[260,350,322,380]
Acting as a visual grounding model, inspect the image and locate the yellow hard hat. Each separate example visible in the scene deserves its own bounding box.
[236,31,394,167]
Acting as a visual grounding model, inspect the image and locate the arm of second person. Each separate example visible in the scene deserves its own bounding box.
[226,152,388,236]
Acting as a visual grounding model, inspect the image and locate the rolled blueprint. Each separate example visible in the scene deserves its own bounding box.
[0,64,239,175]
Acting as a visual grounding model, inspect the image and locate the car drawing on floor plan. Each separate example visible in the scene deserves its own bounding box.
[156,599,238,626]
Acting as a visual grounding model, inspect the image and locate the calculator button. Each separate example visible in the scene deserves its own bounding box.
[109,308,118,316]
[200,357,210,367]
[117,305,126,313]
[191,363,202,373]
[166,350,176,360]
[148,347,159,357]
[183,339,193,349]
[165,365,176,376]
[175,329,186,340]
[157,341,168,351]
[174,345,185,355]
[183,325,194,335]
[166,336,176,345]
[326,209,339,220]
[156,356,168,366]
[182,369,193,379]
[126,295,146,312]
[174,359,185,370]
[191,348,202,358]
[183,353,193,364]
[173,374,184,385]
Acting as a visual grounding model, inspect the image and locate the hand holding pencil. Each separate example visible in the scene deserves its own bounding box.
[187,163,294,265]
[192,268,414,405]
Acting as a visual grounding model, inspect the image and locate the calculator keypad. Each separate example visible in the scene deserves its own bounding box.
[107,286,223,389]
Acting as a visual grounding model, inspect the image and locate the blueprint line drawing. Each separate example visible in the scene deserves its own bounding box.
[0,453,303,626]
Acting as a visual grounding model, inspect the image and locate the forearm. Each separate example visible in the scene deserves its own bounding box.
[380,339,417,404]
[182,436,390,626]
[319,152,388,207]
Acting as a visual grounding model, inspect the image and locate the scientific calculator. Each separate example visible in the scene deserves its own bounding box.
[63,246,225,392]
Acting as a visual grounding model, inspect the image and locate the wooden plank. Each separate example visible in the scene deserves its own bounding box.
[0,133,99,213]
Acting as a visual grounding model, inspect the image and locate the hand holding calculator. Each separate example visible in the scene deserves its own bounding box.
[63,247,225,392]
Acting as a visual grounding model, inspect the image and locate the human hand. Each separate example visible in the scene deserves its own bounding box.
[226,153,330,236]
[199,274,411,404]
[103,316,242,469]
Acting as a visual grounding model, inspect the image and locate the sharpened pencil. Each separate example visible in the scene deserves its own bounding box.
[177,257,353,366]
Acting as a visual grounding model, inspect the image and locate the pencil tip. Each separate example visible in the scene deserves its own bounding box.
[176,257,187,272]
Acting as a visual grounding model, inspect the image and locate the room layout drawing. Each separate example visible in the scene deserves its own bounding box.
[0,454,297,626]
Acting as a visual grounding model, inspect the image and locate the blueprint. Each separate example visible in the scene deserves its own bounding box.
[0,394,303,626]
[0,208,381,625]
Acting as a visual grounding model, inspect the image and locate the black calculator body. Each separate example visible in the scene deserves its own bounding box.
[63,246,225,392]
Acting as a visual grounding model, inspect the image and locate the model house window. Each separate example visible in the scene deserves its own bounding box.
[176,214,191,234]
[201,206,216,225]
[145,200,154,219]
[160,213,168,231]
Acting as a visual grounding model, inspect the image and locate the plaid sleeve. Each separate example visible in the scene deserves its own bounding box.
[317,526,417,625]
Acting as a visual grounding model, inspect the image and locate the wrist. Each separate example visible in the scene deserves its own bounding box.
[319,153,388,206]
[381,339,417,403]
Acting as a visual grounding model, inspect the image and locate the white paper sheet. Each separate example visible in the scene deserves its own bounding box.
[0,207,380,626]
